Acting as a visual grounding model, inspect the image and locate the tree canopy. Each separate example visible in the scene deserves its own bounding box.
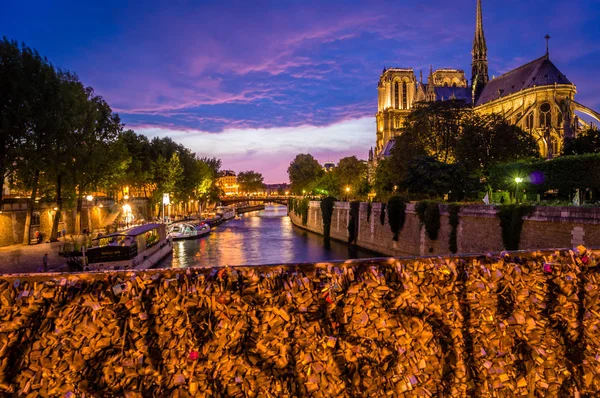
[237,171,265,193]
[0,37,223,240]
[375,100,540,200]
[563,129,600,156]
[287,154,324,194]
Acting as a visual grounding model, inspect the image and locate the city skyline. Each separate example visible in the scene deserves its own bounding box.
[3,0,599,182]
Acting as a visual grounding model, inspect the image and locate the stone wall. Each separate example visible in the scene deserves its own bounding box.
[0,199,152,247]
[290,202,600,256]
[0,249,598,396]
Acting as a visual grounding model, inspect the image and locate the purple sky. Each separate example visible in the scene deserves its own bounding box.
[3,0,600,182]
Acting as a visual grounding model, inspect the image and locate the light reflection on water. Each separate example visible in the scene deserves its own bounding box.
[158,205,374,269]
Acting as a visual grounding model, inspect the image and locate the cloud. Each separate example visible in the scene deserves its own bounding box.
[134,117,375,183]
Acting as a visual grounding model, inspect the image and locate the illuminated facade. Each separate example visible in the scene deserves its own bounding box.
[375,0,600,159]
[217,170,238,196]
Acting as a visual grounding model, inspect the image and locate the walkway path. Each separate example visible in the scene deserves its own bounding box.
[0,241,69,274]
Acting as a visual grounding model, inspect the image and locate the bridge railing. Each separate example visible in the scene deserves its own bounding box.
[1,247,598,395]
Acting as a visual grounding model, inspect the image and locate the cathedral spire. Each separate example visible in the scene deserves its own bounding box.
[472,0,489,90]
[426,65,436,102]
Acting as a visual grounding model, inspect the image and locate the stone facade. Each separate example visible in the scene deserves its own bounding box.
[0,199,152,246]
[374,0,600,160]
[290,201,600,256]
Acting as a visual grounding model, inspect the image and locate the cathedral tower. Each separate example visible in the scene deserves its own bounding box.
[471,0,488,99]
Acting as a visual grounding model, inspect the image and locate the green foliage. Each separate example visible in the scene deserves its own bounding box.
[0,37,224,235]
[387,196,408,241]
[415,201,441,240]
[287,154,324,194]
[456,113,540,173]
[380,203,386,226]
[448,204,460,254]
[375,102,539,200]
[347,201,360,244]
[402,156,480,200]
[336,156,367,195]
[237,170,265,193]
[295,198,310,226]
[563,129,600,156]
[400,99,470,163]
[310,172,340,197]
[320,196,336,240]
[497,205,535,250]
[489,153,600,195]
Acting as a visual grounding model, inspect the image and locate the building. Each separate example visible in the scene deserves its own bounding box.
[323,162,335,173]
[217,170,238,196]
[265,183,290,195]
[375,0,600,160]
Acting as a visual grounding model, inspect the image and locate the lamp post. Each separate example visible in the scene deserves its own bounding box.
[345,186,350,202]
[515,177,523,204]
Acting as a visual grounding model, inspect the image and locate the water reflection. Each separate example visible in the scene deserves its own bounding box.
[159,205,374,268]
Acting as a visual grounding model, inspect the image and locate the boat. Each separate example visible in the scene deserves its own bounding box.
[167,222,211,240]
[216,206,236,222]
[84,223,172,271]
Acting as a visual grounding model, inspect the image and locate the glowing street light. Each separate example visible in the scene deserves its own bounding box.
[515,177,523,203]
[345,186,351,202]
[123,194,130,200]
[86,195,94,202]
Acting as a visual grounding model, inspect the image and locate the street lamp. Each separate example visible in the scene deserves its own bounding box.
[345,186,350,202]
[86,195,93,202]
[302,190,306,196]
[515,177,523,204]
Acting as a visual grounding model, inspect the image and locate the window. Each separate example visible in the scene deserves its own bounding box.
[539,102,552,128]
[558,111,563,126]
[32,212,40,226]
[551,137,558,155]
[402,81,408,109]
[394,81,399,109]
[526,112,534,129]
[452,82,457,88]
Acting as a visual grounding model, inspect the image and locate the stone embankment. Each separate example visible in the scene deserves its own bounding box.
[0,247,599,396]
[290,201,600,256]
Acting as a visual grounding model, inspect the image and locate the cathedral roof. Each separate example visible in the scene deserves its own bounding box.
[475,55,572,106]
[435,87,472,103]
[381,139,395,157]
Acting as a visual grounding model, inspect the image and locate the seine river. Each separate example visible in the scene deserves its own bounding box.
[158,205,376,269]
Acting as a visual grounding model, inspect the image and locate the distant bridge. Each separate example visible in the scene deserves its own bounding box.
[220,196,290,206]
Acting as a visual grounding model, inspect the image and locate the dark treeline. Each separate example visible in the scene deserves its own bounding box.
[0,38,222,243]
[374,100,541,201]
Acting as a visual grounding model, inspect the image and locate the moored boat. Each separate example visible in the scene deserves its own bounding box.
[167,222,211,240]
[85,223,172,271]
[216,206,235,222]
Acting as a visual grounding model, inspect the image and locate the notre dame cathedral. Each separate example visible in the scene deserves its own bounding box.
[372,0,600,161]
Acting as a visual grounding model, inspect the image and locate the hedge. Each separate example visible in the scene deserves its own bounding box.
[488,153,600,193]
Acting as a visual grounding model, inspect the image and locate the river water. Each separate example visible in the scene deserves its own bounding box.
[158,205,376,269]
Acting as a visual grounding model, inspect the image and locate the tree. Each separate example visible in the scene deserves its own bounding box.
[335,156,367,194]
[310,172,340,197]
[401,156,480,200]
[400,99,470,163]
[237,171,264,193]
[13,45,61,243]
[287,154,324,194]
[118,130,153,196]
[70,91,124,234]
[456,113,540,174]
[563,129,600,156]
[0,38,28,205]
